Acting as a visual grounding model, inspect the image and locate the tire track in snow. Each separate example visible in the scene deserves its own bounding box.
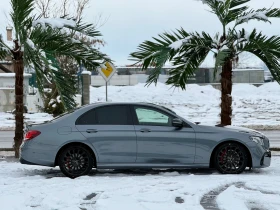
[200,182,276,210]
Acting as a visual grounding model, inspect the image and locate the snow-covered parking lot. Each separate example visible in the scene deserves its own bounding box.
[0,154,280,210]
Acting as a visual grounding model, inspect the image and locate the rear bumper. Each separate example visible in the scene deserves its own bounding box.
[19,157,41,166]
[20,141,56,167]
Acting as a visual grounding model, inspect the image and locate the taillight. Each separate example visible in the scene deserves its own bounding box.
[24,130,41,141]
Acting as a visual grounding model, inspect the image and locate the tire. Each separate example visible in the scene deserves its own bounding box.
[214,142,248,174]
[58,145,94,178]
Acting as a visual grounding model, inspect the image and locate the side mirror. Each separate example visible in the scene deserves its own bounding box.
[172,118,183,127]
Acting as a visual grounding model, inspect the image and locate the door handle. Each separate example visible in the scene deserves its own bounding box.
[140,129,151,133]
[86,129,98,133]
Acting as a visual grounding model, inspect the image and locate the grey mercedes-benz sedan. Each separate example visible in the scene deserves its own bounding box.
[20,102,271,178]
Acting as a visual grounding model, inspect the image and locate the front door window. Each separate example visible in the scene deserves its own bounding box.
[134,107,172,126]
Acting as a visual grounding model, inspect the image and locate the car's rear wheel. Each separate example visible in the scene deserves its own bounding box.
[58,145,94,178]
[214,142,248,174]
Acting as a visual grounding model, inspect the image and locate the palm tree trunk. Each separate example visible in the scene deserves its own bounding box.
[220,60,233,125]
[14,59,24,158]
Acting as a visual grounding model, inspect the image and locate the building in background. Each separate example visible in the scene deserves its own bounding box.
[0,26,14,73]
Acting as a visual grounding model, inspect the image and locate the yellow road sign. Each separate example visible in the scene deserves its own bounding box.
[101,62,114,78]
[98,62,116,82]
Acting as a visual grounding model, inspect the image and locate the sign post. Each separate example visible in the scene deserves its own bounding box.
[97,62,117,102]
[105,81,108,101]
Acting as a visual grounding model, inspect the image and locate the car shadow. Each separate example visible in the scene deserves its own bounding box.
[22,167,264,179]
[0,157,265,178]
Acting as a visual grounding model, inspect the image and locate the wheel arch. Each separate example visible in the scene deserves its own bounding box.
[54,142,97,167]
[209,140,252,168]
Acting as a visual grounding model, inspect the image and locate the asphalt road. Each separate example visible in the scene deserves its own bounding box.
[0,130,279,149]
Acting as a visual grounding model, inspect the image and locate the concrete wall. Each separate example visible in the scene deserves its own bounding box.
[209,69,264,83]
[92,69,264,87]
[91,75,138,86]
[136,75,168,84]
[0,88,15,112]
[0,73,31,112]
[26,94,44,113]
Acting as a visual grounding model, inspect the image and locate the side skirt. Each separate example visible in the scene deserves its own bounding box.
[97,163,209,169]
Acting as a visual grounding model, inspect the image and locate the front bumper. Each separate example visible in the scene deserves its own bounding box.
[260,150,271,167]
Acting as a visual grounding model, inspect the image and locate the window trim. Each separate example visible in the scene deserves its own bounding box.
[130,105,175,127]
[75,104,133,125]
[130,105,192,128]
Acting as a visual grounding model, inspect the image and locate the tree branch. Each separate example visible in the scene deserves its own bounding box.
[0,63,12,73]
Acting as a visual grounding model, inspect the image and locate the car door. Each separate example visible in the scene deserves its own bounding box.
[132,105,196,164]
[75,105,137,163]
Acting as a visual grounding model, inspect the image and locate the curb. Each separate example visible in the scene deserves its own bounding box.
[0,148,14,151]
[271,147,280,151]
[0,129,15,131]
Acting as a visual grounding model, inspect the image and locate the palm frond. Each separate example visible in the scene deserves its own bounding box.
[131,29,213,87]
[166,32,214,89]
[46,54,77,110]
[30,26,110,68]
[239,29,280,82]
[130,28,191,85]
[235,8,280,26]
[68,19,102,38]
[11,0,35,41]
[198,0,234,27]
[225,5,249,25]
[23,41,77,110]
[229,0,250,9]
[24,21,110,110]
[0,35,11,60]
[32,17,102,40]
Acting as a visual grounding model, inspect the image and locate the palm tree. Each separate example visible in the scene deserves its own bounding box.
[130,0,280,126]
[0,0,109,158]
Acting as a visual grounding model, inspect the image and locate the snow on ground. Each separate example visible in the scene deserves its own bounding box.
[0,156,279,210]
[1,82,280,130]
[0,113,53,130]
[90,82,280,128]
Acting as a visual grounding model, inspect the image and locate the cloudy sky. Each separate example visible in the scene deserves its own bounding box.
[1,0,280,66]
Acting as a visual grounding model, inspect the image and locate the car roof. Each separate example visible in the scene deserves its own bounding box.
[78,102,177,115]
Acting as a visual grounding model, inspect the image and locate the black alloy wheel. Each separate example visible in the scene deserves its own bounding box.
[214,142,248,174]
[58,145,94,178]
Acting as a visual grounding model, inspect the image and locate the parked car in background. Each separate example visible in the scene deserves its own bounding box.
[20,103,271,178]
[264,71,274,82]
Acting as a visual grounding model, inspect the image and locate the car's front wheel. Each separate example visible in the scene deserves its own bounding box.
[58,145,94,178]
[214,142,248,174]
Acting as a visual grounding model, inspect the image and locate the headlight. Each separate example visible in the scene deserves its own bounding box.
[250,136,264,146]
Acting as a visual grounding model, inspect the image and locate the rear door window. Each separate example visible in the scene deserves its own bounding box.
[76,105,132,125]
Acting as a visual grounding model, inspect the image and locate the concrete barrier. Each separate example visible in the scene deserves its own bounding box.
[0,73,31,112]
[92,69,264,87]
[0,88,15,112]
[91,75,138,86]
